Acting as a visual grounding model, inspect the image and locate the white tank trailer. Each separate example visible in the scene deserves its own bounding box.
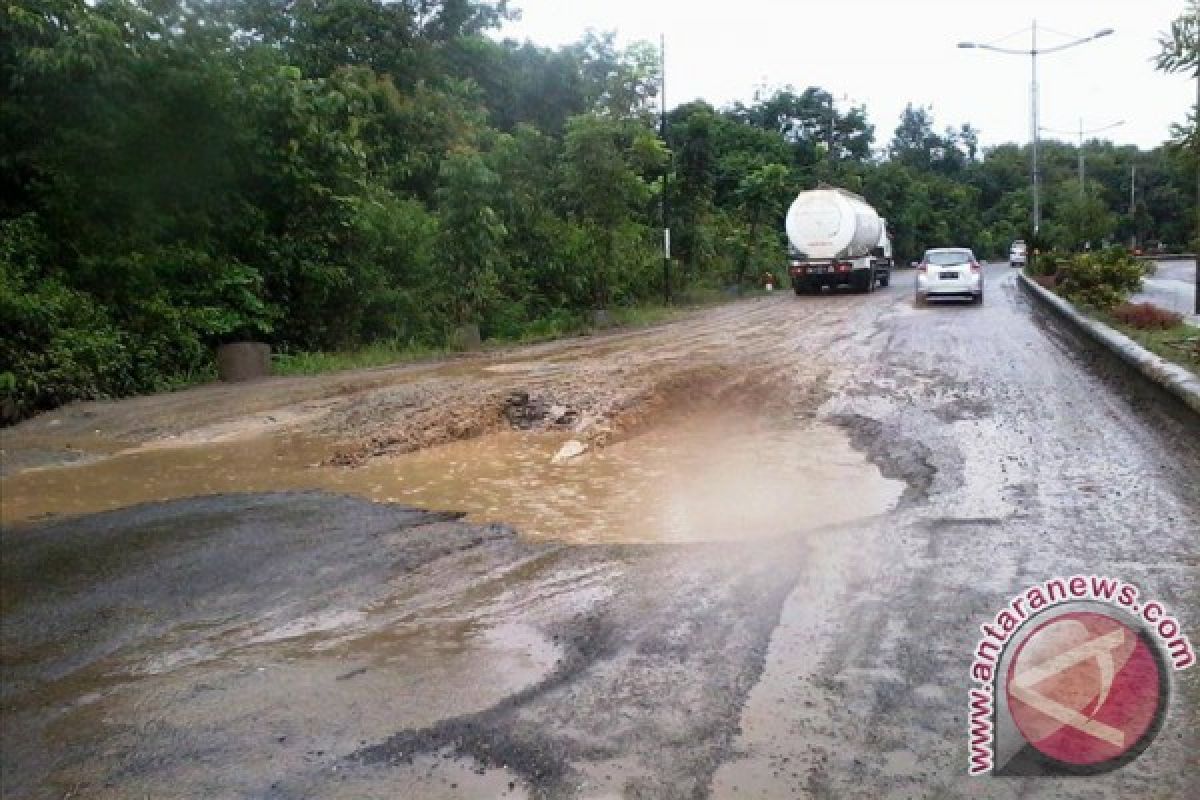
[786,188,892,294]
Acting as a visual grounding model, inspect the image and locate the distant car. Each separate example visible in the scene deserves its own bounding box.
[916,247,984,305]
[1009,240,1027,267]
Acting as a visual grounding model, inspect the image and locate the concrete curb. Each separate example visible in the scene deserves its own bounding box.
[1018,272,1200,416]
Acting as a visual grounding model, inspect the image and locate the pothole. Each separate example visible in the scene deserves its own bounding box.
[2,409,903,543]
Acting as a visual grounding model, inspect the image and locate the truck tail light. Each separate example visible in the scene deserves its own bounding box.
[970,261,981,273]
[917,262,928,274]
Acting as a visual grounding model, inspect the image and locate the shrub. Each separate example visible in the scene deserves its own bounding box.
[1,220,134,423]
[1026,248,1071,277]
[1111,302,1185,330]
[1055,247,1143,310]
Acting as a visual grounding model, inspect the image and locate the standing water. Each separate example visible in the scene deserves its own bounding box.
[1,411,902,542]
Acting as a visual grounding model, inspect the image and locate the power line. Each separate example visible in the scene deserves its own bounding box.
[985,25,1032,48]
[1037,24,1091,42]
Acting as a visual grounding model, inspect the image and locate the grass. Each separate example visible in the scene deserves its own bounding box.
[1099,315,1200,374]
[273,340,450,376]
[270,288,761,378]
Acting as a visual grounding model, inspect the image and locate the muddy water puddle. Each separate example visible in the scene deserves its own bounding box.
[2,413,902,542]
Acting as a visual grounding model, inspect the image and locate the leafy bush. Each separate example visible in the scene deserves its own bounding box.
[1,218,133,422]
[1055,247,1144,310]
[1025,248,1071,277]
[1111,302,1185,330]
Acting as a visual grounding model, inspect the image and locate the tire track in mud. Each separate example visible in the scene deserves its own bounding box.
[293,539,810,800]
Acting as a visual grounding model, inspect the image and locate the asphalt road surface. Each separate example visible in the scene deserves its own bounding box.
[1132,259,1198,326]
[2,264,1198,799]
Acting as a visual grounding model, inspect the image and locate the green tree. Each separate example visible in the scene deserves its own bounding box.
[1047,182,1117,251]
[562,115,664,308]
[1155,0,1199,253]
[435,150,506,327]
[735,164,792,287]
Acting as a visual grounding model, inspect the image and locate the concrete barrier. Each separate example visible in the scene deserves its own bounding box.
[1018,273,1200,416]
[216,342,271,382]
[449,324,482,352]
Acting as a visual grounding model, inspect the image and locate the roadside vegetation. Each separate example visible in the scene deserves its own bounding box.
[1106,303,1199,371]
[1105,316,1200,372]
[1027,249,1199,374]
[2,1,1196,423]
[1027,247,1145,311]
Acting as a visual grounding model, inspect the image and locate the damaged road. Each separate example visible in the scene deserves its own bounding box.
[2,266,1198,798]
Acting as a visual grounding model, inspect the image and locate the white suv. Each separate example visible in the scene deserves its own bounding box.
[1009,240,1027,267]
[916,248,984,304]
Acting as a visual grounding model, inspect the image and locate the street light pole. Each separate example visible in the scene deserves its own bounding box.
[959,23,1114,239]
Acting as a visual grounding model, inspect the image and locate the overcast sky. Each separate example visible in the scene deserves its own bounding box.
[498,0,1195,152]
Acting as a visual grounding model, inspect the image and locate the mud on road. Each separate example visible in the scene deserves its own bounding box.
[1,293,901,541]
[2,267,1199,799]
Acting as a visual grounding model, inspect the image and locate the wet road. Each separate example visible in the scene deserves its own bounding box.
[1132,258,1198,326]
[2,264,1198,798]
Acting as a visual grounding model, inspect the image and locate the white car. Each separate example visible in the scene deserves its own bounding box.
[1009,240,1027,267]
[916,247,984,304]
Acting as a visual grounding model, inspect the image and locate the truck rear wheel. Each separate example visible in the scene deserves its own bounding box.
[859,269,876,293]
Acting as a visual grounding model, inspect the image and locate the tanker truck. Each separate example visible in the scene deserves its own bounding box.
[786,188,891,294]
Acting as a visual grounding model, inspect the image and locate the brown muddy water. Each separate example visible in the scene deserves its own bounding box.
[2,412,902,542]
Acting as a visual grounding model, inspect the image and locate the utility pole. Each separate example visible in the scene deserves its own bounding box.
[828,95,837,163]
[1042,119,1123,199]
[1077,118,1085,196]
[660,34,670,305]
[1130,164,1137,250]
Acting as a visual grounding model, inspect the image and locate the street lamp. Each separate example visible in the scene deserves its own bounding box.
[959,22,1114,236]
[1040,119,1125,196]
